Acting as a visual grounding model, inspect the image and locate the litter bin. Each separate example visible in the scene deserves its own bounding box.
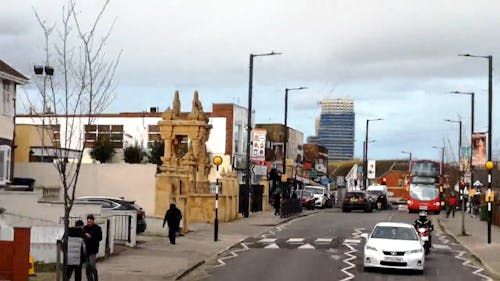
[480,204,488,221]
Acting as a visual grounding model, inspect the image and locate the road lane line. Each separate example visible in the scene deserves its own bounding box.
[453,250,492,281]
[214,243,250,268]
[340,243,357,281]
[264,243,280,249]
[287,238,304,244]
[298,243,315,249]
[343,239,361,244]
[258,238,277,243]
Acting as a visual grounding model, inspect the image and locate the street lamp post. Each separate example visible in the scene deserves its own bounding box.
[401,150,412,166]
[212,156,223,241]
[445,118,466,235]
[245,51,281,218]
[283,87,307,178]
[363,118,382,189]
[450,91,475,187]
[34,65,54,163]
[433,146,445,192]
[459,53,493,243]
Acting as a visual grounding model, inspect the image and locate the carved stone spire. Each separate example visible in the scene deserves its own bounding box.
[172,90,181,117]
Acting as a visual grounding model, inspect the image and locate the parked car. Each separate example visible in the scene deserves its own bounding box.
[300,189,315,210]
[76,196,147,233]
[361,222,425,273]
[304,186,332,208]
[342,192,374,212]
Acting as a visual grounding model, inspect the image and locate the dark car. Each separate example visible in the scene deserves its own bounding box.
[342,192,373,213]
[77,196,147,233]
[365,190,388,210]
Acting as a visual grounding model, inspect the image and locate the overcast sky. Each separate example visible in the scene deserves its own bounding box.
[2,0,500,161]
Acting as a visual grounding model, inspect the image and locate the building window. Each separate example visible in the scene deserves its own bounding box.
[84,124,124,149]
[0,145,11,185]
[2,80,13,116]
[233,124,241,154]
[147,125,161,147]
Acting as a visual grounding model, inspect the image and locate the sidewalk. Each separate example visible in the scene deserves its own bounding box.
[96,210,316,281]
[436,211,500,279]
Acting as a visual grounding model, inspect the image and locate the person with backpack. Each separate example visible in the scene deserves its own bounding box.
[66,220,86,281]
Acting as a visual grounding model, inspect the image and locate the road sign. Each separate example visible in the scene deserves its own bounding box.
[473,180,483,187]
[464,172,471,184]
[252,165,267,176]
[367,160,376,179]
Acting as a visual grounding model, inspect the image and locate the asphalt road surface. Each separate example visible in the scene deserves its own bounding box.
[185,208,495,281]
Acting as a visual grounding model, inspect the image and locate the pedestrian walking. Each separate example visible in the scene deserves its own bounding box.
[66,220,86,281]
[163,203,182,244]
[446,191,458,218]
[83,215,102,281]
[273,191,281,216]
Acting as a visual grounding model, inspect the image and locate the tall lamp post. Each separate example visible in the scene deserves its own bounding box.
[459,53,494,243]
[363,118,383,189]
[245,51,281,218]
[450,91,475,187]
[34,65,54,162]
[432,146,445,192]
[283,87,307,179]
[446,118,467,235]
[401,150,412,165]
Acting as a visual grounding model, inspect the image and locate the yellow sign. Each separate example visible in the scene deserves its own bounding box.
[213,156,223,166]
[487,190,495,202]
[485,161,495,170]
[29,255,35,276]
[281,174,288,182]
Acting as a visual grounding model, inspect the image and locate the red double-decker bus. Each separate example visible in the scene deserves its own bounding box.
[407,160,442,214]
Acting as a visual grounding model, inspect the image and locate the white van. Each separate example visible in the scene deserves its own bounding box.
[304,186,330,208]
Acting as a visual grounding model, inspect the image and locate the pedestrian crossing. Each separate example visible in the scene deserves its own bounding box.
[240,237,339,249]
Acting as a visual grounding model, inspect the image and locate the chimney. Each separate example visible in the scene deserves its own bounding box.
[149,107,159,113]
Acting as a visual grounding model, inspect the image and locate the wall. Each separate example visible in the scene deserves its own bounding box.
[0,191,101,224]
[14,162,157,215]
[14,125,53,163]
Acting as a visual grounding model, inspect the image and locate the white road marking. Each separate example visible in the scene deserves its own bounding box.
[432,244,451,250]
[453,250,492,281]
[214,243,250,268]
[298,243,315,249]
[327,248,338,253]
[340,243,358,281]
[315,238,333,244]
[258,238,277,243]
[343,239,361,244]
[264,243,280,249]
[287,238,304,244]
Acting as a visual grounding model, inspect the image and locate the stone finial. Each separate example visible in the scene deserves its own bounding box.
[188,90,207,121]
[172,90,181,117]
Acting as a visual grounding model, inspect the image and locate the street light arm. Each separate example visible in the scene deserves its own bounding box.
[458,53,489,59]
[252,51,283,57]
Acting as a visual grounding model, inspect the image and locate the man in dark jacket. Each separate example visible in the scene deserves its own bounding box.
[83,215,102,281]
[66,220,86,281]
[163,203,182,244]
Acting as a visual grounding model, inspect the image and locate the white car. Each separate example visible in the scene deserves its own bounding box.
[305,186,328,208]
[361,222,425,273]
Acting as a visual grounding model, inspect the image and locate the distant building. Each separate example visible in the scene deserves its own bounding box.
[318,99,355,160]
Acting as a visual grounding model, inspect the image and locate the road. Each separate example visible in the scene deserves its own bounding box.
[184,208,495,281]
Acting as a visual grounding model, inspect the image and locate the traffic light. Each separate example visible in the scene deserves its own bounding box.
[381,177,387,185]
[460,181,466,189]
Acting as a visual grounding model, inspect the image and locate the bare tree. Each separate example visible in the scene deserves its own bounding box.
[30,1,121,279]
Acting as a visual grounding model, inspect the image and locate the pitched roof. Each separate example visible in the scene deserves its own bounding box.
[0,59,28,83]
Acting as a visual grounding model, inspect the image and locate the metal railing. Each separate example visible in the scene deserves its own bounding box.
[280,198,302,218]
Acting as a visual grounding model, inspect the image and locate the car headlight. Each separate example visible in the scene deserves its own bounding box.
[408,248,423,254]
[365,245,378,252]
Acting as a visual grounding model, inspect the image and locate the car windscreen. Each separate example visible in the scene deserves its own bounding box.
[371,226,418,240]
[409,184,439,201]
[306,188,325,195]
[301,190,313,197]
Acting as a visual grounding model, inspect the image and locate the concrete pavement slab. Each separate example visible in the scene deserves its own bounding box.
[436,212,500,280]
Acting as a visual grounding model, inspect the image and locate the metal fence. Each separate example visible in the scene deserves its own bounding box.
[280,198,302,218]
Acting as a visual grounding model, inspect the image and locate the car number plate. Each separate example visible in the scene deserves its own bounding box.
[351,198,358,202]
[419,205,428,210]
[384,256,403,262]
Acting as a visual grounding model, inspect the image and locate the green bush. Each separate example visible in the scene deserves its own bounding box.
[148,140,164,166]
[90,135,115,163]
[124,142,145,163]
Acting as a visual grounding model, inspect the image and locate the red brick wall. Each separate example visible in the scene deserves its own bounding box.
[211,104,233,155]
